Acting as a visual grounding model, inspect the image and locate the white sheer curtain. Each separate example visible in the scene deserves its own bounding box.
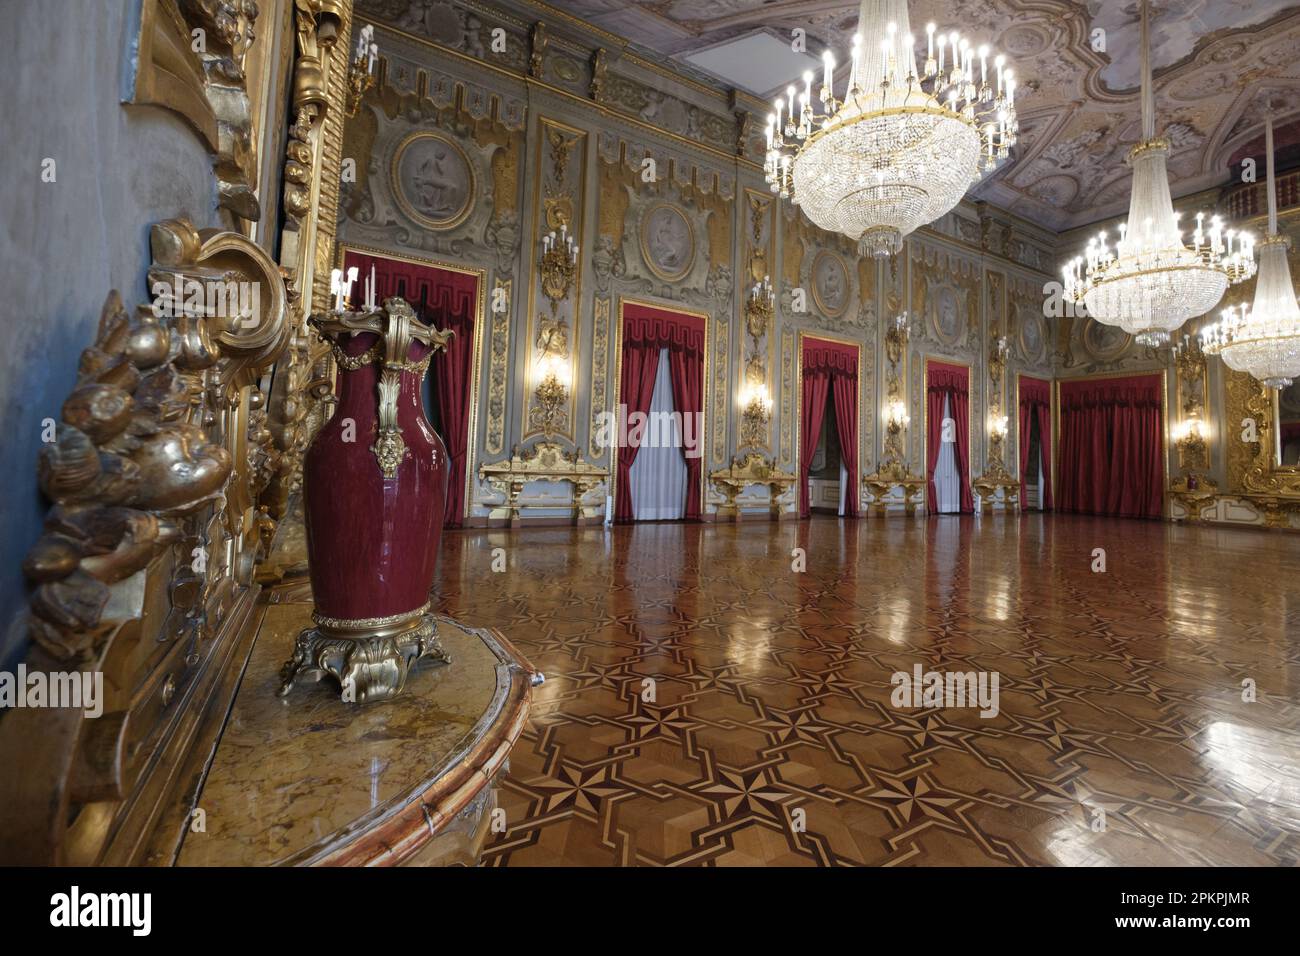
[933,393,961,513]
[838,458,848,516]
[629,348,688,521]
[1037,445,1046,509]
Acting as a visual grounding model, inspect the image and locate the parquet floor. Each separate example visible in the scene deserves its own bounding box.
[431,515,1300,866]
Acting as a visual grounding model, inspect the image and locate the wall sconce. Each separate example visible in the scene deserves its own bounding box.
[346,23,378,116]
[739,382,773,448]
[540,224,578,309]
[1174,416,1208,469]
[987,412,1009,463]
[745,275,775,339]
[885,400,910,430]
[533,353,570,438]
[885,312,909,366]
[989,334,1009,383]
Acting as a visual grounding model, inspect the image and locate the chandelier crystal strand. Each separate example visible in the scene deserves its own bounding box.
[1201,115,1300,389]
[1062,0,1255,348]
[765,0,1018,259]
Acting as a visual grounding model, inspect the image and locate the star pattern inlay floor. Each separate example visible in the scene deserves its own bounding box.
[426,514,1300,867]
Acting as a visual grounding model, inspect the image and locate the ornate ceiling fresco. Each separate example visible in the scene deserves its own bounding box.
[561,0,1300,230]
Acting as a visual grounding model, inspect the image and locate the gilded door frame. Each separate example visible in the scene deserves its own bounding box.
[610,295,711,519]
[337,242,488,522]
[922,355,975,514]
[795,330,866,517]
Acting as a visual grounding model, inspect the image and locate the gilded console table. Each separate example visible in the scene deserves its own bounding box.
[710,454,796,520]
[1169,476,1220,523]
[861,471,927,517]
[972,470,1022,515]
[479,441,607,524]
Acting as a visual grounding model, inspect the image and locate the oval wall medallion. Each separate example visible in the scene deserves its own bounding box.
[1019,307,1047,364]
[391,131,475,231]
[931,285,964,347]
[1082,318,1132,361]
[640,202,695,281]
[811,250,850,318]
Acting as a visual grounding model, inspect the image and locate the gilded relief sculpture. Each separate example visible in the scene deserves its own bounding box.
[973,326,1020,512]
[863,310,924,515]
[5,216,289,863]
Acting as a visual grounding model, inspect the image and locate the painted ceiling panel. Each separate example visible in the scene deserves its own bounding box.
[559,0,1300,230]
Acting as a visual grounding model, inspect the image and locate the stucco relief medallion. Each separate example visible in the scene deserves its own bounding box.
[1019,307,1047,364]
[1082,318,1131,361]
[640,202,694,281]
[931,285,964,347]
[391,131,475,230]
[811,250,850,318]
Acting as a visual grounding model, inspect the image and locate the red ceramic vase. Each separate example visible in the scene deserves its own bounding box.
[303,330,449,623]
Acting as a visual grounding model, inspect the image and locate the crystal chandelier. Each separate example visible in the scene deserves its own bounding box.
[765,0,1019,258]
[1062,0,1255,348]
[1201,115,1300,389]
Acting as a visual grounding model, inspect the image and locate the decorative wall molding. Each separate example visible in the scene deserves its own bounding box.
[129,0,267,222]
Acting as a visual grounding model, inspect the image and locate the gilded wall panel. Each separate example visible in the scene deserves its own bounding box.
[589,296,612,462]
[524,117,587,442]
[486,277,512,456]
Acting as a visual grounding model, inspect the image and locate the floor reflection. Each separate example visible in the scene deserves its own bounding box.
[429,514,1300,866]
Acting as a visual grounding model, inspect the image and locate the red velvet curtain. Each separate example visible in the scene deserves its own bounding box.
[926,386,947,511]
[832,374,859,518]
[799,337,858,518]
[667,343,704,521]
[799,373,831,518]
[1018,376,1052,510]
[343,251,477,527]
[1058,374,1163,518]
[925,361,974,513]
[1036,402,1053,510]
[615,303,705,523]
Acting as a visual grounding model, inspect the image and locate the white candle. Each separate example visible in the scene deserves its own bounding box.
[345,267,358,306]
[822,51,834,101]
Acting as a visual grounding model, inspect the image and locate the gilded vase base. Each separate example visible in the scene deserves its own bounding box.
[277,610,451,704]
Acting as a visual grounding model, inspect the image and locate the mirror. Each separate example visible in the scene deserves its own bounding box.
[1276,381,1300,468]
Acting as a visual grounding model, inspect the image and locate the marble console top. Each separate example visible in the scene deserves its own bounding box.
[177,601,532,866]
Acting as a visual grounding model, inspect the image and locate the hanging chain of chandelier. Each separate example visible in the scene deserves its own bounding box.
[1061,0,1258,349]
[764,18,1019,259]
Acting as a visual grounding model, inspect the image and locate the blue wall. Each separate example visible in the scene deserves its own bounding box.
[0,0,219,665]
